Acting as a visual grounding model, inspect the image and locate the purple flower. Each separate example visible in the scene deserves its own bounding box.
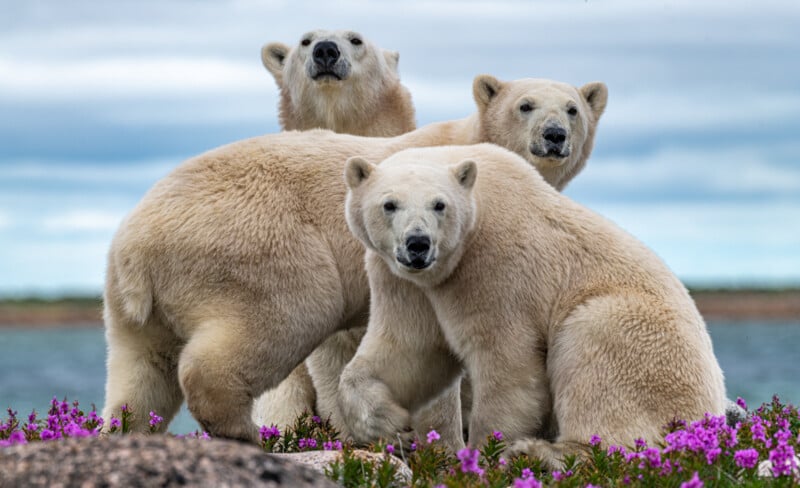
[768,443,797,477]
[642,447,662,468]
[148,411,163,428]
[680,471,703,488]
[200,431,211,440]
[259,424,280,440]
[311,415,321,424]
[298,437,317,450]
[385,444,395,454]
[589,434,602,446]
[40,428,58,441]
[734,448,759,469]
[63,421,95,438]
[498,458,507,466]
[736,397,747,411]
[426,430,440,444]
[513,477,541,488]
[520,468,533,479]
[323,440,342,451]
[492,430,503,441]
[3,430,27,446]
[705,447,722,465]
[120,404,129,412]
[551,469,573,481]
[109,417,122,429]
[409,442,417,451]
[634,437,647,449]
[456,448,483,475]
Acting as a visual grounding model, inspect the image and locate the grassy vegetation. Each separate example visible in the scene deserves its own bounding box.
[3,396,799,486]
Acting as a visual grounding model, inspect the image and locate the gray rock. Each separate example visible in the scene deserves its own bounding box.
[0,434,336,487]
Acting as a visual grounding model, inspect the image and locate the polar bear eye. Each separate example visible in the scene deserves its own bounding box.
[519,103,534,113]
[350,38,363,46]
[383,201,397,212]
[301,39,311,47]
[433,201,446,212]
[567,106,578,116]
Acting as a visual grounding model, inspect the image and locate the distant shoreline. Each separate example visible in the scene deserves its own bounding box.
[0,289,798,327]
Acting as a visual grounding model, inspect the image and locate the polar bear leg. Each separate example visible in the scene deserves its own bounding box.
[338,262,464,451]
[464,331,551,447]
[252,362,316,430]
[306,326,367,436]
[101,311,184,433]
[509,293,725,469]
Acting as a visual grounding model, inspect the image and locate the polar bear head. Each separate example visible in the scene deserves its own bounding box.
[345,148,479,288]
[473,76,607,191]
[261,30,411,134]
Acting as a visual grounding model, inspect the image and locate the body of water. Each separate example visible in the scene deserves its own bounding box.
[1,321,798,434]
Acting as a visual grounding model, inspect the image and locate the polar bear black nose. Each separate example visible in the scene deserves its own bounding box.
[313,41,340,69]
[543,126,567,145]
[405,235,431,256]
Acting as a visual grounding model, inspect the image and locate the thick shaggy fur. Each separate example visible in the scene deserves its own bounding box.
[339,145,727,466]
[255,29,417,431]
[101,76,607,445]
[261,29,415,136]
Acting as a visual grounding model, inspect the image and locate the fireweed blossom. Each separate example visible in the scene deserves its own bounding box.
[323,440,343,451]
[259,425,280,440]
[426,430,440,444]
[298,438,317,449]
[680,471,704,488]
[456,448,483,475]
[148,411,164,428]
[734,448,759,469]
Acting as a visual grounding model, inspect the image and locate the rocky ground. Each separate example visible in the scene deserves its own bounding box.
[0,434,338,487]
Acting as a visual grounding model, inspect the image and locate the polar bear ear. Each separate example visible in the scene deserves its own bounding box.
[579,82,609,121]
[452,159,478,190]
[345,157,377,189]
[382,50,400,73]
[473,74,503,112]
[261,42,290,85]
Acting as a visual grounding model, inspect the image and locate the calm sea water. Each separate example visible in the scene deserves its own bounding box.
[1,321,798,434]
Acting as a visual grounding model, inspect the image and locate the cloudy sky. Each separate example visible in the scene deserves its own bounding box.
[1,0,799,295]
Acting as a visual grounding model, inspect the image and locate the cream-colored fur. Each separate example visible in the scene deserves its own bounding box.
[340,144,727,465]
[255,30,417,432]
[255,76,607,434]
[261,30,415,136]
[101,76,607,445]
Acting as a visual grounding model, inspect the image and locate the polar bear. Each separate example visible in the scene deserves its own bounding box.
[255,29,417,432]
[261,29,415,136]
[254,76,609,433]
[100,76,608,445]
[339,144,727,466]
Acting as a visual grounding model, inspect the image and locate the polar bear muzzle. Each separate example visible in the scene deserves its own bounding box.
[309,40,350,81]
[530,123,571,160]
[396,233,435,270]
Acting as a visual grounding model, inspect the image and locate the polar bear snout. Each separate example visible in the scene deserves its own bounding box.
[531,124,571,160]
[309,40,349,81]
[313,41,340,70]
[397,234,435,270]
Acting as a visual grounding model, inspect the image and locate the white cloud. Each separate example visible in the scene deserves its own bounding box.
[0,159,175,185]
[41,210,124,233]
[569,145,800,197]
[0,57,271,101]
